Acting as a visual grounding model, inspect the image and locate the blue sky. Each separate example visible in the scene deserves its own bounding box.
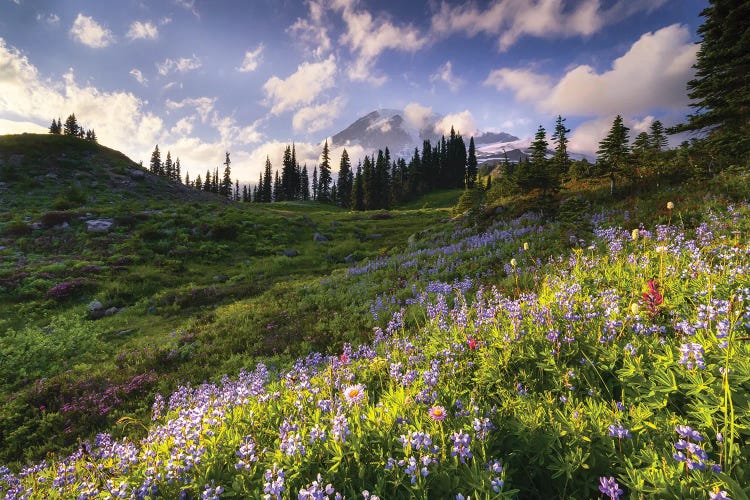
[0,0,705,182]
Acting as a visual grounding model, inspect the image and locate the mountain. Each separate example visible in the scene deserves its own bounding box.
[329,109,520,160]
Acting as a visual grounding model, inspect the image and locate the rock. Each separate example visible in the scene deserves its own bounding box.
[53,222,70,230]
[87,301,104,312]
[8,154,23,167]
[313,232,329,242]
[129,169,146,180]
[30,222,43,230]
[283,249,299,257]
[0,182,7,190]
[104,307,119,317]
[46,173,58,179]
[0,246,6,251]
[344,253,357,264]
[86,219,114,232]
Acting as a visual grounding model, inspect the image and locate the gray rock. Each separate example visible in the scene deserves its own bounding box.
[86,219,114,232]
[8,154,23,167]
[104,307,119,317]
[46,173,58,179]
[129,169,146,180]
[0,182,7,190]
[283,249,299,257]
[313,232,329,242]
[0,246,6,251]
[87,301,104,312]
[30,222,43,230]
[53,222,70,230]
[344,253,357,264]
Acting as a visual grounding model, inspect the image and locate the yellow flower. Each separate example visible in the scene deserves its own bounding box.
[510,258,517,267]
[630,303,640,315]
[631,229,639,241]
[667,201,674,210]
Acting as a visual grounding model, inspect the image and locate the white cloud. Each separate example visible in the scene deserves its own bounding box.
[36,13,60,25]
[170,116,194,136]
[288,0,331,58]
[486,24,697,117]
[263,55,336,114]
[431,0,669,51]
[430,61,464,92]
[333,0,427,83]
[174,0,199,18]
[292,97,346,134]
[435,110,478,136]
[165,97,216,122]
[0,38,162,160]
[0,118,47,135]
[70,13,115,48]
[403,103,433,130]
[237,44,264,73]
[127,21,158,41]
[157,55,202,76]
[129,68,147,86]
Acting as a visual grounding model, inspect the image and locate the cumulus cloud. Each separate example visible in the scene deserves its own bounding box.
[129,69,147,86]
[431,0,668,51]
[485,24,697,117]
[0,118,47,135]
[332,0,427,83]
[263,55,336,114]
[0,38,161,158]
[237,44,264,72]
[403,103,433,130]
[127,21,158,41]
[288,0,331,58]
[292,97,346,134]
[157,55,202,76]
[434,110,478,136]
[70,13,115,48]
[431,61,464,92]
[170,116,194,136]
[165,97,216,122]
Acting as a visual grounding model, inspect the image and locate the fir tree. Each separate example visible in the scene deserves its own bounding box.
[280,145,297,201]
[213,167,220,194]
[184,171,190,187]
[352,163,364,211]
[337,149,352,208]
[317,140,332,202]
[263,157,273,203]
[220,152,232,198]
[150,145,162,175]
[362,155,374,210]
[203,170,212,192]
[49,118,61,134]
[63,114,79,136]
[673,0,750,157]
[164,151,173,180]
[300,165,310,200]
[312,166,318,201]
[194,174,201,190]
[466,136,478,188]
[273,170,280,202]
[242,184,249,202]
[649,120,668,152]
[234,179,240,201]
[597,115,631,195]
[551,115,570,182]
[175,159,181,183]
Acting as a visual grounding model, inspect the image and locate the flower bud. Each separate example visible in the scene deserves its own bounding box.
[510,258,517,267]
[631,229,639,241]
[630,303,640,315]
[667,201,674,210]
[523,242,529,251]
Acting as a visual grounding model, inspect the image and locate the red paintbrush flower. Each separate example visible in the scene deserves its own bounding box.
[642,279,663,317]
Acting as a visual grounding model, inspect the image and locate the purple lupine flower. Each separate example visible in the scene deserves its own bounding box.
[450,431,473,463]
[201,481,224,500]
[679,343,706,370]
[709,489,731,499]
[264,464,285,498]
[331,413,350,443]
[235,436,258,470]
[608,424,632,439]
[598,476,623,500]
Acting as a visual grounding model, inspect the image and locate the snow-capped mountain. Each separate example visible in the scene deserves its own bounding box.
[329,109,521,162]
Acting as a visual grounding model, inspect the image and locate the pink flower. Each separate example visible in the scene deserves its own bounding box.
[429,405,447,421]
[342,384,366,405]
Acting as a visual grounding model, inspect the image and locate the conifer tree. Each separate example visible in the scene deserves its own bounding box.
[234,179,240,201]
[194,174,201,190]
[175,158,181,183]
[317,140,332,202]
[242,184,249,202]
[337,149,352,208]
[220,152,232,198]
[273,170,280,202]
[597,115,631,195]
[649,120,668,152]
[352,164,364,211]
[466,136,478,188]
[281,145,297,201]
[203,170,212,191]
[164,151,173,180]
[551,115,570,181]
[49,118,61,134]
[673,0,750,157]
[312,166,318,201]
[300,165,310,200]
[263,157,273,203]
[362,155,374,210]
[150,145,162,175]
[63,114,79,136]
[184,171,190,187]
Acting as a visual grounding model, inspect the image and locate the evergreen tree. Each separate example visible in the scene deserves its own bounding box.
[649,120,668,152]
[184,171,190,187]
[317,140,332,202]
[263,157,273,203]
[203,169,212,192]
[194,174,201,190]
[673,0,750,157]
[331,181,338,204]
[352,163,364,211]
[164,151,173,180]
[175,158,181,183]
[597,115,631,195]
[551,115,570,181]
[407,147,422,198]
[49,118,61,134]
[242,184,249,202]
[300,165,310,200]
[362,155,374,210]
[280,145,297,201]
[466,136,478,188]
[150,145,162,175]
[312,166,318,201]
[273,170,280,202]
[63,114,79,136]
[337,149,352,208]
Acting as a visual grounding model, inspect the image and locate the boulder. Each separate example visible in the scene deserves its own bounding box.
[344,253,357,264]
[283,249,299,257]
[313,232,329,242]
[87,301,104,312]
[129,169,146,180]
[8,154,23,167]
[104,307,120,317]
[86,219,114,232]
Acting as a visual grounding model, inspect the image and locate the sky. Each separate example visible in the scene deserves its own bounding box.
[0,0,706,182]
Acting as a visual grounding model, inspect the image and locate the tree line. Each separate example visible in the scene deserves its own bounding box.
[48,114,97,142]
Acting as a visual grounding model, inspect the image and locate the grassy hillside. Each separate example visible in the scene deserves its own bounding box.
[1,134,749,499]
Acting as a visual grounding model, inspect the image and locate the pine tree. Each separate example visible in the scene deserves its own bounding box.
[194,174,202,190]
[263,157,273,203]
[362,155,374,210]
[164,151,173,180]
[175,158,181,183]
[352,164,364,211]
[551,115,570,182]
[149,145,162,175]
[234,179,240,201]
[673,0,750,157]
[242,184,249,202]
[49,118,61,134]
[63,114,79,136]
[280,145,296,201]
[185,172,190,187]
[597,115,631,195]
[300,165,310,200]
[337,149,352,208]
[311,166,318,201]
[317,140,332,202]
[220,152,232,198]
[273,170,280,202]
[203,170,212,191]
[649,120,668,152]
[466,136,478,188]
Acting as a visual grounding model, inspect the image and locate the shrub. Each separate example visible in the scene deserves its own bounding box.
[39,211,72,228]
[3,219,31,236]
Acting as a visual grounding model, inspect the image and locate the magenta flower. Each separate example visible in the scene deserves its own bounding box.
[342,384,366,405]
[428,405,447,421]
